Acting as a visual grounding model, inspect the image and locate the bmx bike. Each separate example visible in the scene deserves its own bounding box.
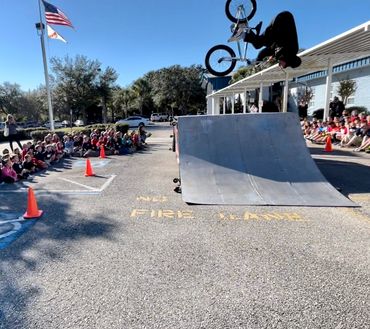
[205,0,258,77]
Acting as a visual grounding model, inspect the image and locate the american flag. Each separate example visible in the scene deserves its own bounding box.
[42,1,73,28]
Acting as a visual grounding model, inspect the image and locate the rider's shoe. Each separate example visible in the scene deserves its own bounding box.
[243,21,263,45]
[228,22,246,42]
[254,21,262,36]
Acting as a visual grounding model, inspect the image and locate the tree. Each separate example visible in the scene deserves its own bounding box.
[112,87,135,118]
[298,85,313,106]
[19,89,48,122]
[231,59,278,84]
[50,55,104,123]
[0,82,23,118]
[131,78,152,116]
[96,67,118,123]
[147,65,206,115]
[337,78,357,105]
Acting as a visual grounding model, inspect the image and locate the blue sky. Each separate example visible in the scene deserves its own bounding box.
[1,0,370,91]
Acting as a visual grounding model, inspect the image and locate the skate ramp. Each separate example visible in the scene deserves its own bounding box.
[177,113,355,206]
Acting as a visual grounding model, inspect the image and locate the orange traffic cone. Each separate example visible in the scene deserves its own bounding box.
[324,135,333,152]
[85,158,95,177]
[99,145,106,159]
[23,187,43,219]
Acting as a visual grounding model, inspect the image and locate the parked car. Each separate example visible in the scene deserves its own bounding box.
[74,119,85,127]
[24,121,40,128]
[62,120,70,127]
[116,116,151,127]
[150,113,168,122]
[44,120,64,129]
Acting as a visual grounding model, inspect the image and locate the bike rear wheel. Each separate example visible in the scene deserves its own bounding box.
[225,0,257,23]
[205,44,237,77]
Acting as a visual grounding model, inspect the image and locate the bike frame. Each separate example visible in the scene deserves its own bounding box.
[220,5,252,65]
[205,1,259,76]
[218,39,250,64]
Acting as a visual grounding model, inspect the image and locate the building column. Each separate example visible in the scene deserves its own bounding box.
[282,71,289,112]
[211,97,215,115]
[231,93,235,114]
[223,96,226,114]
[243,88,247,113]
[214,97,220,115]
[207,96,212,115]
[324,58,333,120]
[258,82,264,113]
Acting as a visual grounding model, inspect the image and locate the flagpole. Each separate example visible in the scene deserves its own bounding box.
[37,0,55,131]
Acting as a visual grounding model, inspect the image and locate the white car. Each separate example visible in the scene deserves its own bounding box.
[150,113,168,122]
[74,119,85,127]
[44,121,64,129]
[116,116,151,127]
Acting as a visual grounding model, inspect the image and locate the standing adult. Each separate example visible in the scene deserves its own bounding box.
[329,96,345,118]
[4,114,22,152]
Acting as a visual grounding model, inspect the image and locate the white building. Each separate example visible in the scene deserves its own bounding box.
[291,56,370,115]
[205,21,370,119]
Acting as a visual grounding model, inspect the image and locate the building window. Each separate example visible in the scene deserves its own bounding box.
[347,96,355,105]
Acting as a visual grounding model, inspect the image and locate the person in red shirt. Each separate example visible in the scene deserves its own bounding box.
[21,144,29,161]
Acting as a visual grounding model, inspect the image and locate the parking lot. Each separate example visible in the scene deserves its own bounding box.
[0,123,369,329]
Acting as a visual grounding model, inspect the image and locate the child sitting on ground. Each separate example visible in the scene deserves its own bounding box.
[44,144,56,165]
[55,142,64,160]
[11,154,29,179]
[1,157,18,183]
[21,143,29,161]
[33,145,48,169]
[22,154,37,174]
[63,135,74,156]
[81,135,99,157]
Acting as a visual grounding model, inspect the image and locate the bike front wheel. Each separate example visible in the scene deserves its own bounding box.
[205,44,237,77]
[225,0,257,23]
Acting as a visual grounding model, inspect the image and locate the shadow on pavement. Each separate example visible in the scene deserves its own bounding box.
[0,194,118,329]
[307,145,369,158]
[314,157,370,196]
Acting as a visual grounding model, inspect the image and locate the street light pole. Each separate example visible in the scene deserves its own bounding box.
[70,108,73,132]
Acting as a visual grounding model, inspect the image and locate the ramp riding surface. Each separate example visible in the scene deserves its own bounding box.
[177,113,355,206]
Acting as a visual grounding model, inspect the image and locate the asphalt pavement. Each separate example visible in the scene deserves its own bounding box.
[0,123,369,329]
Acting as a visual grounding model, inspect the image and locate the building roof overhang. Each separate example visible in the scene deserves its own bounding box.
[207,20,370,97]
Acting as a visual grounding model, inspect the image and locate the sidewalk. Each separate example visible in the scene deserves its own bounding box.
[0,139,32,155]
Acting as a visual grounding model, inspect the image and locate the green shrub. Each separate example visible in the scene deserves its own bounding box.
[55,127,91,136]
[115,123,129,134]
[346,106,369,115]
[30,130,52,141]
[31,130,72,141]
[23,127,47,137]
[85,124,114,131]
[28,124,128,141]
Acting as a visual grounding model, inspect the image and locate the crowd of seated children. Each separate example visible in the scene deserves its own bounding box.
[0,127,152,184]
[302,110,370,153]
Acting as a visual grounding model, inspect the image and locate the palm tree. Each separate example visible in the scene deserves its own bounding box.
[96,67,118,123]
[132,78,151,115]
[113,87,135,118]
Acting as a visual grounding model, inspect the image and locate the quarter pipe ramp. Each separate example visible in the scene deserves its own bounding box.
[177,113,355,207]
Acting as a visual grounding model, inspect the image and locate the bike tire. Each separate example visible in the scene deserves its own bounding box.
[205,44,237,77]
[225,0,257,23]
